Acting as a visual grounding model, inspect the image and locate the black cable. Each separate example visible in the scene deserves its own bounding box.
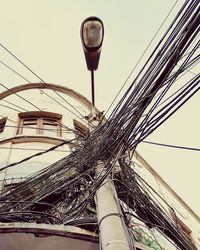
[0,81,82,133]
[0,103,22,113]
[0,82,42,111]
[0,145,71,152]
[0,2,198,250]
[142,140,200,152]
[0,59,31,82]
[0,139,75,172]
[0,45,89,121]
[2,124,73,133]
[2,99,28,112]
[104,0,179,118]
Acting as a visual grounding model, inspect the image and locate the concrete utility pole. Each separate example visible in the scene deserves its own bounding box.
[95,161,130,250]
[81,16,131,250]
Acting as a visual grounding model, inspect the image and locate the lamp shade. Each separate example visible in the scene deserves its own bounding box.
[81,17,104,70]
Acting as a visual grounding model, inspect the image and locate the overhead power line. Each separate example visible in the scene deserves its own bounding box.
[0,103,22,113]
[0,44,89,122]
[0,81,85,132]
[142,140,200,152]
[2,124,73,133]
[0,145,71,152]
[0,63,87,122]
[0,59,31,82]
[0,2,198,250]
[2,99,28,112]
[0,60,90,126]
[104,0,179,117]
[0,139,75,172]
[0,82,42,111]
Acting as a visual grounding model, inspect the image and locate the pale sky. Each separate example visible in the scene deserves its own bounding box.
[0,0,199,215]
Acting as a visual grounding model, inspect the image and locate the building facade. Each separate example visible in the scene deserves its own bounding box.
[0,83,199,250]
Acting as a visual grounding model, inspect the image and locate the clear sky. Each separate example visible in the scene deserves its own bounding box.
[0,0,199,215]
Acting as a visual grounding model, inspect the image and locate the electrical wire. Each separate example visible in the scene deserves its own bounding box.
[142,140,200,152]
[0,82,42,111]
[104,0,180,118]
[0,103,22,113]
[2,124,74,133]
[0,82,85,134]
[0,2,198,250]
[0,59,31,82]
[0,47,90,122]
[0,145,71,152]
[0,139,75,172]
[2,99,28,112]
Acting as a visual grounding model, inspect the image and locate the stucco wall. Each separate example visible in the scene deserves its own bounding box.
[0,84,92,181]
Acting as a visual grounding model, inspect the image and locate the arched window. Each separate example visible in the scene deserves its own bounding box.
[17,111,62,137]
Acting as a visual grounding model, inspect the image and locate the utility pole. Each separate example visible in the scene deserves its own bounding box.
[81,17,131,250]
[95,160,130,250]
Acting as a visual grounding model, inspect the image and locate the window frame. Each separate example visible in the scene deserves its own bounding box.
[170,210,193,241]
[17,111,62,137]
[0,117,7,133]
[73,119,89,138]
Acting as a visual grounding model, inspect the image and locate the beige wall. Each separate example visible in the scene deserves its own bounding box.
[0,85,91,181]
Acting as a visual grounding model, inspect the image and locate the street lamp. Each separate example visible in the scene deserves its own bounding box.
[81,16,104,112]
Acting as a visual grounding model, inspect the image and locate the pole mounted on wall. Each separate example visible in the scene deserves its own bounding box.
[81,16,104,113]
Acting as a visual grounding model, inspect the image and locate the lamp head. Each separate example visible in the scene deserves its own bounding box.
[81,16,104,71]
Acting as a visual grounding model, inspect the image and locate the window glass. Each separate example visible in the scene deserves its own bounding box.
[43,118,61,136]
[23,118,38,135]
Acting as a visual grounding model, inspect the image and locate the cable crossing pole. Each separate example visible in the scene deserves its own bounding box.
[95,160,130,250]
[89,117,131,250]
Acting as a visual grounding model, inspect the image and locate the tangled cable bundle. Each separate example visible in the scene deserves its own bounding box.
[0,1,199,249]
